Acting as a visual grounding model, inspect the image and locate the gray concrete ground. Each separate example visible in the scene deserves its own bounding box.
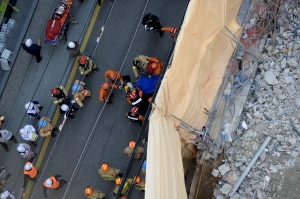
[0,0,189,198]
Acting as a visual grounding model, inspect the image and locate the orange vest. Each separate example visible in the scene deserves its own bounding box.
[43,176,59,188]
[24,162,37,178]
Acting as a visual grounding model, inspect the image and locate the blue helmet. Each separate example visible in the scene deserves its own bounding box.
[142,160,147,170]
[72,84,80,92]
[38,119,47,127]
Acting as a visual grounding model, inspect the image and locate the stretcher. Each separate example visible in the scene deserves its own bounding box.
[44,0,77,45]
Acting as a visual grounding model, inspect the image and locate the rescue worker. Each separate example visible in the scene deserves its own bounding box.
[126,87,143,106]
[85,186,105,199]
[19,125,38,146]
[60,100,79,119]
[25,101,43,120]
[149,62,164,76]
[98,163,122,181]
[124,141,145,159]
[161,27,178,38]
[22,157,38,190]
[127,176,145,192]
[113,177,132,196]
[141,160,146,175]
[98,82,122,105]
[142,13,164,36]
[38,117,58,137]
[43,175,67,198]
[72,80,94,108]
[51,86,69,105]
[131,55,164,79]
[126,106,144,126]
[67,41,81,58]
[17,143,37,160]
[104,69,131,86]
[78,55,99,77]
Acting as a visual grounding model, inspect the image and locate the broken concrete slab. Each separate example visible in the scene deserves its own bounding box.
[218,163,231,176]
[219,183,233,195]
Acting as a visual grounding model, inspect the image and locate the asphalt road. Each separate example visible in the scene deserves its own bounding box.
[0,0,189,198]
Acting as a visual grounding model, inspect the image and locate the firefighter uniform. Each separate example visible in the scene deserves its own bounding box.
[52,86,68,105]
[39,117,57,137]
[132,56,163,78]
[126,112,145,125]
[98,167,121,181]
[124,146,145,159]
[127,178,145,191]
[113,179,131,195]
[72,80,93,107]
[98,82,119,102]
[78,56,98,76]
[126,88,143,105]
[85,190,105,199]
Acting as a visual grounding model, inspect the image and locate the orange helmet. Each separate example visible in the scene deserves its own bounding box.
[128,91,137,99]
[51,88,60,95]
[129,141,135,148]
[120,196,126,199]
[85,186,93,195]
[170,27,178,38]
[133,176,141,183]
[131,106,139,114]
[79,56,87,65]
[101,82,109,89]
[116,177,122,185]
[151,63,158,69]
[101,163,109,171]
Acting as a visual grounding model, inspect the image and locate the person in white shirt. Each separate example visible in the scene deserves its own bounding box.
[17,143,37,160]
[19,125,38,147]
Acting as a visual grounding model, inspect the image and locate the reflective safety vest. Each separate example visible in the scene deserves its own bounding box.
[43,176,59,188]
[101,174,117,181]
[131,96,142,105]
[114,181,129,195]
[24,162,37,178]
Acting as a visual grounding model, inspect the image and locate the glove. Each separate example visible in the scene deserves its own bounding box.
[118,86,123,89]
[71,100,76,104]
[144,25,150,31]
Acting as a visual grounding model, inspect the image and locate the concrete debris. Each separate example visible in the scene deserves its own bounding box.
[218,163,231,176]
[219,183,232,195]
[212,168,220,177]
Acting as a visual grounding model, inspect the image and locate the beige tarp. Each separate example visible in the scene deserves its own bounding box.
[145,0,242,198]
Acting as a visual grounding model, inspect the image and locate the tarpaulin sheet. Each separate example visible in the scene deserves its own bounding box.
[145,0,242,198]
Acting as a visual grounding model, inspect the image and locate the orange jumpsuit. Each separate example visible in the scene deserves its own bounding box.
[98,83,118,102]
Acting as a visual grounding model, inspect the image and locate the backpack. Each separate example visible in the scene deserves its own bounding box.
[46,19,61,40]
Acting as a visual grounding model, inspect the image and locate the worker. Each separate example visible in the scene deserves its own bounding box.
[141,160,146,175]
[128,176,145,192]
[22,157,38,190]
[126,87,143,106]
[132,55,164,79]
[149,62,163,76]
[124,141,145,159]
[126,106,145,126]
[98,82,122,105]
[43,175,67,198]
[51,86,70,105]
[84,186,105,199]
[67,41,81,58]
[78,55,99,77]
[161,27,178,38]
[19,125,38,146]
[142,13,164,37]
[72,80,94,108]
[25,101,43,120]
[17,143,37,160]
[98,163,122,181]
[104,69,131,86]
[38,116,58,137]
[60,100,79,119]
[113,177,132,196]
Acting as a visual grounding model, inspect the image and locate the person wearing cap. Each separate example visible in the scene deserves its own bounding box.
[38,116,58,137]
[126,106,144,126]
[19,125,38,147]
[131,55,164,79]
[22,157,38,190]
[98,82,122,105]
[25,101,43,120]
[78,55,99,77]
[17,143,36,160]
[113,177,132,196]
[21,38,42,63]
[0,129,17,152]
[126,88,143,106]
[104,69,131,86]
[0,190,15,199]
[72,80,94,108]
[60,100,79,119]
[51,86,69,105]
[124,141,145,159]
[98,163,122,181]
[84,186,105,199]
[142,13,164,37]
[67,41,81,58]
[127,176,145,191]
[43,175,67,198]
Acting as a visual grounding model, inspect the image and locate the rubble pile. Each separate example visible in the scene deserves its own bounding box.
[213,0,300,198]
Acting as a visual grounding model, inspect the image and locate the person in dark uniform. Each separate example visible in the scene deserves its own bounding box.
[126,106,144,126]
[21,38,43,63]
[142,13,164,37]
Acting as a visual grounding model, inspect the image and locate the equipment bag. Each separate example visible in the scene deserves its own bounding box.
[46,19,61,40]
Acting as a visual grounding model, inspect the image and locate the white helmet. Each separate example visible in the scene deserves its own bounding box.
[25,39,32,47]
[68,41,75,48]
[25,102,34,110]
[24,163,32,170]
[127,82,133,89]
[61,104,69,111]
[45,178,53,187]
[20,128,27,134]
[17,145,25,152]
[0,191,10,199]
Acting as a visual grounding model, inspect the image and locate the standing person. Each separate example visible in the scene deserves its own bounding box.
[51,86,69,105]
[0,190,15,199]
[0,129,17,152]
[78,55,99,77]
[98,82,122,105]
[0,167,11,185]
[38,117,58,137]
[131,55,164,79]
[19,125,38,147]
[113,178,132,196]
[21,38,42,63]
[17,143,37,160]
[126,106,145,126]
[60,100,78,119]
[25,101,43,120]
[22,157,38,190]
[67,41,81,58]
[43,175,67,198]
[104,69,131,86]
[127,176,145,191]
[124,141,145,159]
[98,163,122,181]
[142,13,164,37]
[84,186,105,199]
[72,80,94,108]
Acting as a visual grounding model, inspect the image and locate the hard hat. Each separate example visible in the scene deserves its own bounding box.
[51,88,60,95]
[101,82,109,89]
[68,41,75,49]
[170,27,178,38]
[129,141,135,148]
[131,106,139,114]
[134,176,141,183]
[151,63,158,69]
[25,102,34,110]
[79,56,87,65]
[128,91,137,100]
[45,178,53,187]
[38,119,47,127]
[20,128,27,134]
[0,191,9,199]
[25,39,32,47]
[115,177,122,185]
[85,186,93,195]
[24,163,32,170]
[61,104,69,111]
[101,163,109,171]
[142,160,147,170]
[72,84,80,92]
[127,82,133,89]
[17,145,25,152]
[132,59,139,67]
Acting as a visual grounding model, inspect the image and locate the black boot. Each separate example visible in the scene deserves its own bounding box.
[51,133,56,137]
